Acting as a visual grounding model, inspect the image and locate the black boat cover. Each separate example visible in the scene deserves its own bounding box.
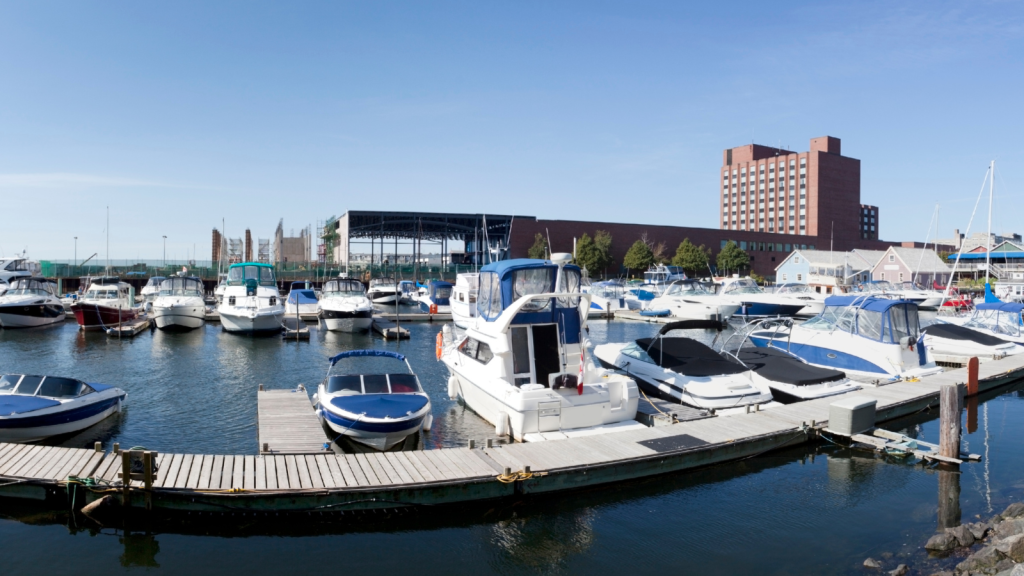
[636,337,748,377]
[924,323,1011,347]
[731,347,847,386]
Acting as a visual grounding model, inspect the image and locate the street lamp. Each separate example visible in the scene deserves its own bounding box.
[163,236,167,268]
[74,237,78,267]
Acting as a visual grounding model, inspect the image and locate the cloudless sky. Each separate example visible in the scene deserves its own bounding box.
[1,1,1022,261]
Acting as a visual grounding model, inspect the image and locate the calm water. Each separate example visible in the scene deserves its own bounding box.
[1,314,1022,575]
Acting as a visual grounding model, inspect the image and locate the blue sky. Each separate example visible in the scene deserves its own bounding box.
[1,1,1022,260]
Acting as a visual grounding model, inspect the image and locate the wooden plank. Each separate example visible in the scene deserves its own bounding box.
[377,453,412,484]
[405,451,440,482]
[447,448,494,476]
[395,451,429,483]
[265,456,278,489]
[75,452,107,479]
[0,445,34,476]
[211,455,226,490]
[230,455,244,489]
[433,449,472,478]
[353,454,382,485]
[94,453,119,481]
[158,454,183,488]
[0,445,46,476]
[364,453,396,484]
[17,446,59,478]
[285,455,303,489]
[174,455,195,489]
[0,443,20,462]
[187,454,207,488]
[254,456,267,490]
[422,449,461,479]
[322,454,347,488]
[276,455,292,489]
[244,455,256,490]
[303,455,325,489]
[484,445,530,471]
[338,455,367,486]
[55,450,94,483]
[197,454,215,489]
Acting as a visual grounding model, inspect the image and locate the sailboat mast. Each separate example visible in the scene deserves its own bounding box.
[986,160,994,280]
[106,206,110,275]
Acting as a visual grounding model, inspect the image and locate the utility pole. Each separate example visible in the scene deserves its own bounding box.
[163,236,168,268]
[74,237,78,266]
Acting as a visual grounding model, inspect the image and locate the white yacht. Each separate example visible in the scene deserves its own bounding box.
[773,283,827,317]
[217,262,285,334]
[285,281,319,316]
[140,276,165,307]
[450,273,479,328]
[647,280,741,322]
[0,277,65,328]
[440,255,643,442]
[0,257,40,285]
[398,280,419,305]
[891,281,944,309]
[366,277,400,304]
[151,276,206,331]
[746,295,943,381]
[318,278,373,332]
[717,277,806,318]
[586,281,631,317]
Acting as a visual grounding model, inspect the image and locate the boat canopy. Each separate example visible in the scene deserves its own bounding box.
[806,296,921,343]
[475,259,583,342]
[227,262,276,286]
[287,289,318,305]
[329,349,406,365]
[324,279,365,294]
[968,301,1023,336]
[977,302,1024,313]
[159,277,203,295]
[662,280,713,296]
[721,278,764,295]
[290,281,312,290]
[144,276,166,288]
[6,277,56,296]
[428,281,453,305]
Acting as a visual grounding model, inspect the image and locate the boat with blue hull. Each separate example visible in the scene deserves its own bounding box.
[745,295,942,381]
[313,350,432,451]
[0,374,126,442]
[717,277,806,318]
[418,280,453,314]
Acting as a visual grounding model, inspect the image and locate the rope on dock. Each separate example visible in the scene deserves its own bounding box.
[496,469,546,483]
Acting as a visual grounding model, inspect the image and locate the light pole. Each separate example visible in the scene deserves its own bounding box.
[74,237,78,267]
[163,236,167,268]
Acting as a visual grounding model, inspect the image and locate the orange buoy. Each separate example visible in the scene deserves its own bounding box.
[430,303,438,315]
[435,331,443,360]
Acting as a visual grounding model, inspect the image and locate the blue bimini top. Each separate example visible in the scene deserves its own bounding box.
[977,302,1024,314]
[329,394,429,419]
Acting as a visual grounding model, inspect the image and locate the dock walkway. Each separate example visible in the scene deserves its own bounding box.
[1,354,1023,514]
[257,388,326,455]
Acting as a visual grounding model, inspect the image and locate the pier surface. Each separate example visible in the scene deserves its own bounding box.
[1,353,1023,514]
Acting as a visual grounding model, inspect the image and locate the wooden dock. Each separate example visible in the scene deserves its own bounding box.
[105,318,151,337]
[1,353,1022,517]
[372,318,410,339]
[281,317,310,340]
[257,387,327,455]
[375,312,452,322]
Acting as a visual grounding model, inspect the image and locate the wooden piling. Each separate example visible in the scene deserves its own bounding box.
[967,357,979,396]
[938,384,962,460]
[966,395,979,434]
[937,468,961,530]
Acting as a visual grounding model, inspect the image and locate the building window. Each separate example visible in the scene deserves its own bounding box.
[888,254,895,262]
[782,273,788,281]
[881,272,885,280]
[899,272,904,281]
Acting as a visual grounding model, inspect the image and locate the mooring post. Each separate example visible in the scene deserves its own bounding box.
[937,468,961,530]
[967,357,979,396]
[94,441,102,453]
[121,451,132,507]
[966,395,979,434]
[938,383,962,460]
[143,451,155,511]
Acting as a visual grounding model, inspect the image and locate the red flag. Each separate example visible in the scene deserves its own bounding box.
[578,351,584,395]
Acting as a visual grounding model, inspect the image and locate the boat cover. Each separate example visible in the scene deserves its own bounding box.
[924,323,1011,347]
[732,347,846,386]
[329,394,429,419]
[287,290,318,305]
[0,396,61,416]
[329,349,406,365]
[823,295,913,311]
[635,337,748,377]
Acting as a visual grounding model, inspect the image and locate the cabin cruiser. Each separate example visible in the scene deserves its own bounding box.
[941,302,1024,345]
[586,281,631,317]
[647,280,741,321]
[213,273,228,304]
[313,350,432,451]
[746,295,942,381]
[0,277,65,328]
[318,277,373,332]
[773,283,827,317]
[644,264,687,292]
[419,280,453,314]
[366,277,400,305]
[891,281,944,309]
[0,257,40,284]
[440,255,643,442]
[140,276,165,307]
[70,277,138,331]
[285,281,319,316]
[451,273,479,328]
[921,322,1022,359]
[717,277,805,318]
[0,374,126,442]
[151,276,206,331]
[398,280,418,305]
[217,262,285,334]
[593,321,776,412]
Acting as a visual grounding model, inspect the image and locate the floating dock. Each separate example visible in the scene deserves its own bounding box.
[1,354,1023,516]
[281,317,310,340]
[105,318,151,337]
[257,387,326,455]
[371,318,410,339]
[375,312,452,322]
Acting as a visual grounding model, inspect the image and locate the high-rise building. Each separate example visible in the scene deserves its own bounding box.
[720,136,868,246]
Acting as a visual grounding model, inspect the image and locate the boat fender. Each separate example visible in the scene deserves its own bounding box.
[442,323,452,346]
[495,412,508,437]
[311,393,319,408]
[422,413,433,432]
[448,376,459,400]
[430,303,438,315]
[436,331,444,360]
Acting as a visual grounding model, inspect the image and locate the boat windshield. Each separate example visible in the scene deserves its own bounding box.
[591,283,624,299]
[775,284,814,295]
[323,279,365,297]
[370,278,395,287]
[513,268,554,312]
[803,302,916,343]
[662,281,710,297]
[6,279,53,296]
[84,288,119,300]
[145,277,165,288]
[0,375,93,397]
[325,373,422,394]
[227,265,276,286]
[722,278,763,295]
[432,285,453,300]
[620,341,654,364]
[159,278,203,297]
[967,309,1023,337]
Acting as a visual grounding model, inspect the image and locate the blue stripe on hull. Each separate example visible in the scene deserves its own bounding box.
[748,336,888,374]
[321,408,426,433]
[736,303,805,317]
[0,395,124,429]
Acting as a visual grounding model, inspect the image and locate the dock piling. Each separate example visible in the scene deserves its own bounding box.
[938,384,962,460]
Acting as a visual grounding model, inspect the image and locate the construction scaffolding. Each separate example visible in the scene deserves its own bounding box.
[258,239,271,263]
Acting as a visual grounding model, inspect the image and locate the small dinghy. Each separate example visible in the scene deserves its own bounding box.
[314,350,432,451]
[0,374,126,442]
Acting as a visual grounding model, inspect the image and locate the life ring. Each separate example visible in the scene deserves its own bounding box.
[435,331,443,360]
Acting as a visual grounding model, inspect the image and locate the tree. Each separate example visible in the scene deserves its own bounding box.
[527,233,548,259]
[593,230,613,275]
[623,239,655,274]
[671,238,712,277]
[716,241,750,275]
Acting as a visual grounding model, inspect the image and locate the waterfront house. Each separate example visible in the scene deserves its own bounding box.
[774,249,879,293]
[872,247,950,287]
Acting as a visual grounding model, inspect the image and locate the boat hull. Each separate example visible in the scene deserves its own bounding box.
[0,394,125,443]
[72,303,138,332]
[219,310,284,334]
[318,406,427,451]
[320,309,373,332]
[0,304,65,328]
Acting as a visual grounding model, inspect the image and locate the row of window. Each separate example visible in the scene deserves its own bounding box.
[719,240,815,251]
[723,158,807,178]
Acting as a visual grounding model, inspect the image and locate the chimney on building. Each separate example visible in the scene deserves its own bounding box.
[809,136,841,155]
[212,228,222,262]
[245,229,253,262]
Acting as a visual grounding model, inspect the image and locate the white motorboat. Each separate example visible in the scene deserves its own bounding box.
[318,278,373,332]
[746,295,943,381]
[440,255,643,442]
[450,273,479,328]
[285,281,319,316]
[647,280,741,321]
[0,257,40,285]
[140,276,165,307]
[70,277,139,331]
[0,374,126,442]
[773,283,827,317]
[717,277,806,318]
[213,273,228,304]
[398,280,418,305]
[586,281,631,317]
[0,277,65,328]
[151,276,206,331]
[944,302,1024,345]
[891,281,944,309]
[366,277,400,304]
[217,262,285,334]
[593,320,776,412]
[921,322,1022,359]
[418,280,452,314]
[313,350,432,451]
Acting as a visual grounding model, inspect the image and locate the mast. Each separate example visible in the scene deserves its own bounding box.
[986,160,994,283]
[106,206,110,275]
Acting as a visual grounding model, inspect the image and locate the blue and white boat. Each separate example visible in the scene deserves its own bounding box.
[314,350,432,451]
[586,281,630,316]
[939,301,1024,345]
[418,280,453,314]
[0,374,126,442]
[717,277,806,318]
[746,295,942,381]
[285,281,319,316]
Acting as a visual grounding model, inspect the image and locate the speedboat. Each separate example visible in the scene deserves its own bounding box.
[0,277,65,328]
[440,255,643,442]
[70,277,138,331]
[717,277,806,318]
[140,276,165,307]
[285,281,319,316]
[0,374,126,442]
[398,280,418,305]
[643,264,687,293]
[0,257,39,285]
[366,277,400,304]
[313,350,432,451]
[746,295,943,381]
[773,283,827,317]
[891,281,944,309]
[418,280,452,314]
[587,281,631,317]
[723,346,860,402]
[450,273,479,328]
[217,262,285,334]
[593,320,776,412]
[151,276,206,331]
[213,273,228,304]
[921,322,1022,359]
[944,302,1024,345]
[318,277,374,332]
[647,280,741,321]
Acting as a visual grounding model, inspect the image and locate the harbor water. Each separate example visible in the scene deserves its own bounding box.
[1,314,1023,574]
